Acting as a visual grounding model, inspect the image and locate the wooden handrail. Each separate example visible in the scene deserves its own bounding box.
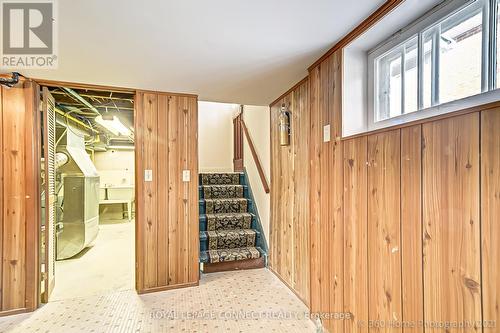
[240,118,270,194]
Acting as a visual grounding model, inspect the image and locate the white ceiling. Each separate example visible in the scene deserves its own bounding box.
[12,0,387,105]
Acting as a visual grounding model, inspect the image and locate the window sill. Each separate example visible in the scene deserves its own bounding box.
[366,89,500,132]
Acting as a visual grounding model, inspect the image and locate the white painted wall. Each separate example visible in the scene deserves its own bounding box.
[94,149,135,186]
[198,101,240,173]
[243,105,271,241]
[94,149,135,220]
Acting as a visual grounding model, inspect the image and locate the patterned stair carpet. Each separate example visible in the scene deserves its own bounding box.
[200,173,263,264]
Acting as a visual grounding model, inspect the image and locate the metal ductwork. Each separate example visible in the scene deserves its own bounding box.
[56,127,100,260]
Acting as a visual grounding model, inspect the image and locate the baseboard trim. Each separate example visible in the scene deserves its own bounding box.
[0,307,31,317]
[202,257,265,273]
[137,281,199,295]
[269,266,310,308]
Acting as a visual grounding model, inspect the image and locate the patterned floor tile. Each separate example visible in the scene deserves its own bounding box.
[0,269,318,333]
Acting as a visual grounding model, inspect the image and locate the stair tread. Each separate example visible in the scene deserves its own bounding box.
[200,212,254,231]
[203,212,253,218]
[201,184,244,187]
[203,198,249,214]
[200,173,242,185]
[199,172,243,175]
[201,228,260,236]
[203,229,258,249]
[201,185,244,199]
[200,246,263,264]
[203,198,247,201]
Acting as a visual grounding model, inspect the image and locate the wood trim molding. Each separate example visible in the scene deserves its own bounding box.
[137,281,199,295]
[31,77,198,98]
[307,0,404,71]
[341,100,500,141]
[32,78,135,93]
[269,76,309,107]
[241,119,270,194]
[0,308,30,317]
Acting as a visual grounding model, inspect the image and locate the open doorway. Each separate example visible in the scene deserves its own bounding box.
[39,85,136,302]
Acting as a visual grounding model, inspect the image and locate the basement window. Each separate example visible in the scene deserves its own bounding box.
[368,0,499,125]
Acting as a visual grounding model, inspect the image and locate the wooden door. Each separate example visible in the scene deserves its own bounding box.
[0,78,40,314]
[40,87,56,303]
[135,92,199,293]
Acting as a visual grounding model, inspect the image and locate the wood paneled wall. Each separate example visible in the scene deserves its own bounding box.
[135,92,199,293]
[309,52,346,332]
[0,80,40,315]
[270,45,499,331]
[269,78,310,305]
[306,50,499,332]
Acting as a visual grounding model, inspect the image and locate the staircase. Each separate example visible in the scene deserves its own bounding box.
[199,172,266,273]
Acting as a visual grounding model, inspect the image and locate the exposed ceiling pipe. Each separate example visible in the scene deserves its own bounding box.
[55,107,98,133]
[0,72,20,88]
[61,87,101,116]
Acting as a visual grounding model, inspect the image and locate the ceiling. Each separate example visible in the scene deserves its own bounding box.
[12,0,387,105]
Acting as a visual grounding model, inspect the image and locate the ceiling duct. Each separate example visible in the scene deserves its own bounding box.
[61,87,101,116]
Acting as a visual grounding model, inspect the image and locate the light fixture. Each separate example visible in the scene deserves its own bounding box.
[95,115,131,136]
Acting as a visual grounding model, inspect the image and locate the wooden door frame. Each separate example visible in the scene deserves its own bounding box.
[27,78,198,306]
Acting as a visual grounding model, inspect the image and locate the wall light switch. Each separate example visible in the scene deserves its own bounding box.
[144,169,153,182]
[182,170,191,182]
[323,124,331,142]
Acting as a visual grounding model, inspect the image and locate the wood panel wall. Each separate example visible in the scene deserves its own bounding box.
[135,92,199,293]
[481,109,500,329]
[422,113,481,332]
[0,80,40,315]
[270,46,499,332]
[307,50,499,332]
[269,78,310,305]
[309,52,345,333]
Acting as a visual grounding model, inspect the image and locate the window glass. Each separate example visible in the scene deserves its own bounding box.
[372,0,492,124]
[376,49,402,120]
[439,7,483,103]
[404,37,418,113]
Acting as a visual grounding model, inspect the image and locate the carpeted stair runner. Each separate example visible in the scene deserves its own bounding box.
[199,173,264,266]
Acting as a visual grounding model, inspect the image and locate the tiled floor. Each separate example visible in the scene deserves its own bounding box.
[0,269,318,333]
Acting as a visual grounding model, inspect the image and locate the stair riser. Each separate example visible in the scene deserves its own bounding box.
[198,172,266,271]
[199,214,256,231]
[199,199,252,214]
[199,173,245,186]
[202,257,265,273]
[200,232,261,251]
[198,186,249,199]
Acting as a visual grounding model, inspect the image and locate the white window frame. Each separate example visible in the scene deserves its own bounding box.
[367,0,500,130]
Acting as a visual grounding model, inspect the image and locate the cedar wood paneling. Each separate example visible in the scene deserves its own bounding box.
[269,79,310,305]
[422,113,481,332]
[135,92,199,293]
[270,47,498,332]
[0,80,40,315]
[480,109,500,329]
